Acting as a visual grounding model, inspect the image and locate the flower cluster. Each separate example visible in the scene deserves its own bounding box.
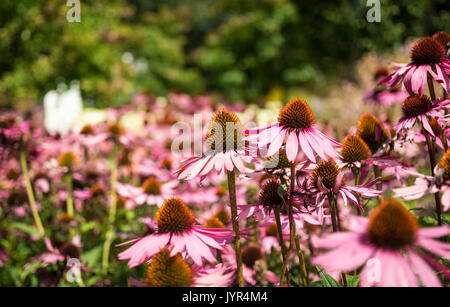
[1,32,450,288]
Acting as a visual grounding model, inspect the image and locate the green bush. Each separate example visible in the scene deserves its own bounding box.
[0,0,449,108]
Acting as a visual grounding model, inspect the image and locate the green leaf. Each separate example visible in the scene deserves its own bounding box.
[345,274,359,287]
[11,222,41,237]
[20,261,42,282]
[81,245,103,269]
[316,266,341,287]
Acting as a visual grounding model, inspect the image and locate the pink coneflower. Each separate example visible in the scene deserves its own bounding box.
[379,37,450,95]
[115,178,177,208]
[73,124,109,148]
[357,113,391,157]
[237,178,285,221]
[245,98,341,163]
[312,199,450,286]
[364,66,409,108]
[260,222,288,254]
[118,197,233,267]
[412,119,450,150]
[395,94,449,137]
[221,244,278,286]
[29,237,81,267]
[129,249,233,287]
[301,159,382,211]
[177,109,252,180]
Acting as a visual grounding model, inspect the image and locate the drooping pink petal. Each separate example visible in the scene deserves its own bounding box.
[312,236,374,272]
[407,250,441,287]
[285,131,299,162]
[298,129,316,162]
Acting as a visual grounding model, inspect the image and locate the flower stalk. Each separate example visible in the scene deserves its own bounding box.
[20,149,45,237]
[227,170,244,287]
[274,207,290,286]
[288,165,308,287]
[424,130,443,226]
[102,144,119,275]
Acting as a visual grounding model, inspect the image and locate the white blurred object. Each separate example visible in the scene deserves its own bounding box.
[44,81,83,135]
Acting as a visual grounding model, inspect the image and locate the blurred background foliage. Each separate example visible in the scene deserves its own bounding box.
[0,0,449,108]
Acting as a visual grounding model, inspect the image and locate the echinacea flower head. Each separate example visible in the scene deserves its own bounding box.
[258,179,284,208]
[177,108,252,180]
[246,98,341,163]
[278,98,315,130]
[241,244,264,269]
[213,207,231,226]
[340,135,372,164]
[367,199,417,249]
[155,197,195,234]
[299,159,381,211]
[118,197,233,267]
[205,217,226,229]
[402,94,432,118]
[379,37,450,95]
[357,113,390,154]
[438,149,450,181]
[265,222,279,238]
[263,149,293,169]
[79,124,95,135]
[396,94,449,137]
[106,122,126,137]
[142,249,234,287]
[313,198,450,286]
[146,249,194,287]
[141,177,163,196]
[116,178,176,208]
[205,109,244,152]
[221,244,278,286]
[237,178,286,221]
[57,151,78,169]
[373,66,389,81]
[312,159,340,190]
[410,37,446,66]
[432,31,450,49]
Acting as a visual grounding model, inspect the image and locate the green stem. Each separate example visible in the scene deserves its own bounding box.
[424,131,442,226]
[427,74,436,100]
[102,145,118,275]
[441,128,448,152]
[327,193,338,232]
[352,167,362,216]
[326,192,347,286]
[20,149,45,237]
[66,173,74,217]
[288,165,308,287]
[274,207,290,287]
[227,170,244,287]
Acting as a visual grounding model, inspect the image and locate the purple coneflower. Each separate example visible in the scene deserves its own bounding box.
[245,98,341,163]
[312,199,450,286]
[118,197,233,267]
[395,94,449,137]
[379,37,450,95]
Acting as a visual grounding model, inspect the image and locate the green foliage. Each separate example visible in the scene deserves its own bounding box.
[0,0,449,108]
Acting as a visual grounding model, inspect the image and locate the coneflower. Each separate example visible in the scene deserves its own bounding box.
[141,249,233,287]
[312,199,450,287]
[118,197,233,267]
[357,113,390,155]
[379,37,450,96]
[396,94,449,137]
[115,178,177,208]
[246,98,341,163]
[177,109,252,287]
